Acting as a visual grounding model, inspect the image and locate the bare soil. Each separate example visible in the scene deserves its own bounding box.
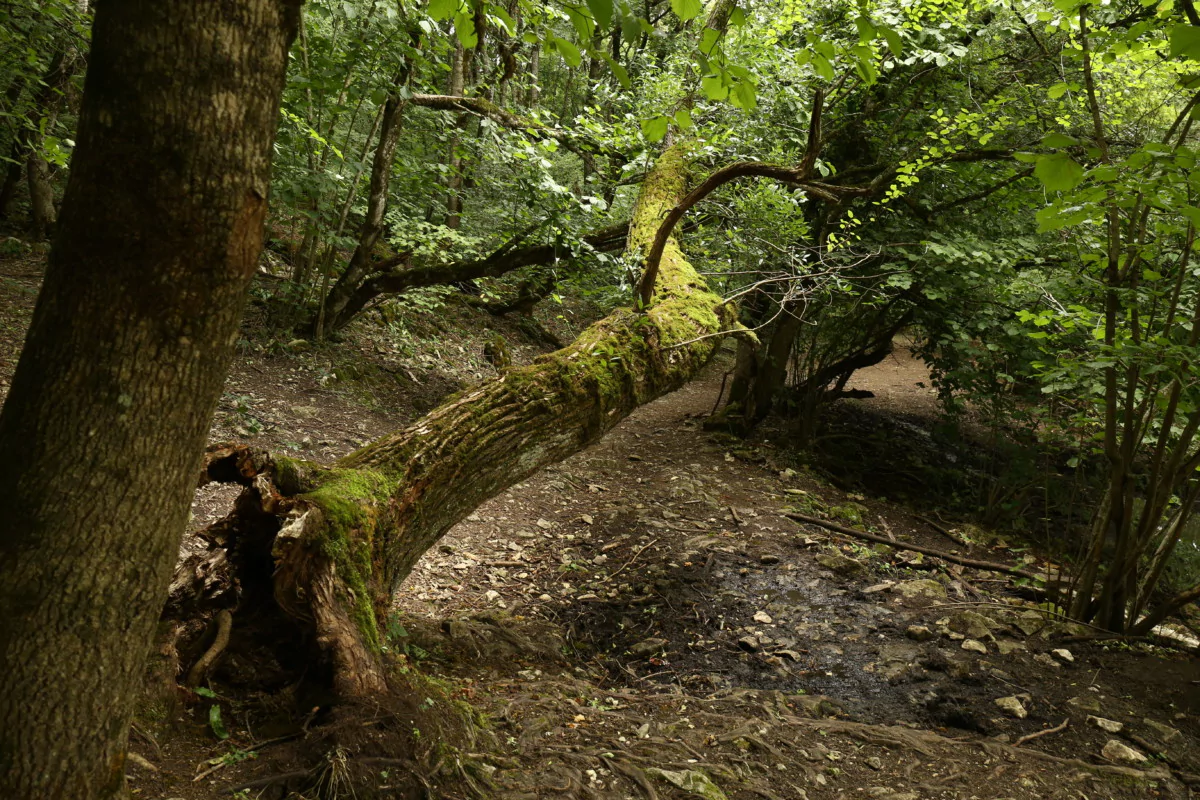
[1,254,1198,799]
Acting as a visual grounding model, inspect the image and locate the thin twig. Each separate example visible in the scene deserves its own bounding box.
[1014,718,1069,747]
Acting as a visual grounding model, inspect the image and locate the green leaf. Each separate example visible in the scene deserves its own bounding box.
[674,108,694,130]
[854,16,875,45]
[603,54,631,88]
[1048,82,1070,99]
[852,44,877,85]
[641,115,670,142]
[731,80,757,110]
[812,53,835,81]
[195,687,218,698]
[701,73,728,100]
[1170,25,1200,60]
[555,37,582,67]
[428,0,458,21]
[879,27,903,56]
[699,27,721,55]
[1041,132,1078,149]
[567,7,594,40]
[587,0,614,28]
[1034,153,1084,192]
[209,705,230,740]
[455,11,477,48]
[729,7,746,26]
[670,0,702,21]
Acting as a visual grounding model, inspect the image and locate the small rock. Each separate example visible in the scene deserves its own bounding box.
[906,625,935,642]
[286,338,310,353]
[753,611,774,624]
[865,756,883,770]
[995,639,1027,655]
[484,590,501,602]
[1101,740,1147,764]
[1032,652,1060,669]
[864,581,895,594]
[1143,718,1182,742]
[1088,716,1124,733]
[816,553,865,575]
[629,638,669,658]
[1051,648,1074,663]
[994,696,1027,719]
[536,519,554,529]
[538,594,553,602]
[1067,695,1102,713]
[961,639,988,654]
[949,611,999,640]
[893,579,948,600]
[737,636,760,652]
[592,554,609,565]
[760,554,781,565]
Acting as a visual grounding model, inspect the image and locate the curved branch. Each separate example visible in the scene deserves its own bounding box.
[409,93,623,159]
[325,222,630,333]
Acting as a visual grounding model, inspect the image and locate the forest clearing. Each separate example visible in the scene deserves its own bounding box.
[2,0,1200,798]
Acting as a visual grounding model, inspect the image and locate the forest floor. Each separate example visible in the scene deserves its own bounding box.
[2,251,1199,799]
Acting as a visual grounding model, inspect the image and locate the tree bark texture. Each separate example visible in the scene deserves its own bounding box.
[185,145,731,697]
[0,2,298,798]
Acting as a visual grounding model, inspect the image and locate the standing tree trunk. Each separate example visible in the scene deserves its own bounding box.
[0,2,298,798]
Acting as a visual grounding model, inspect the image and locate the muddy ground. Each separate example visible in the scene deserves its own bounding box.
[2,253,1199,799]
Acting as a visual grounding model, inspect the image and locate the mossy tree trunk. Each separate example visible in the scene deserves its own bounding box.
[182,144,731,697]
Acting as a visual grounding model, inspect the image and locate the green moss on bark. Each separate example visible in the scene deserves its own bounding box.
[302,467,396,654]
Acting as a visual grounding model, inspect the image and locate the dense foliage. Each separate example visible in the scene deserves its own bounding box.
[5,0,1200,634]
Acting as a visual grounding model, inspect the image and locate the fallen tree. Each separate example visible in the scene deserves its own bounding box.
[171,144,732,696]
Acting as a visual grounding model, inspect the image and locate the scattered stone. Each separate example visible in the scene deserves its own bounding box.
[1143,718,1182,742]
[645,768,728,800]
[737,636,760,652]
[864,581,895,594]
[536,518,554,529]
[592,554,609,565]
[484,590,501,602]
[538,594,553,602]
[949,611,999,640]
[816,553,865,575]
[290,404,319,418]
[995,639,1027,655]
[1088,716,1124,733]
[629,638,669,658]
[961,639,988,654]
[1032,653,1060,669]
[759,554,781,565]
[1051,648,1074,663]
[906,625,935,642]
[285,338,310,353]
[994,696,1028,719]
[1067,695,1103,713]
[753,611,774,624]
[1101,740,1146,764]
[893,579,948,600]
[865,756,883,770]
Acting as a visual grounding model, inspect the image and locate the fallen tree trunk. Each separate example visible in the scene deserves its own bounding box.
[175,145,731,696]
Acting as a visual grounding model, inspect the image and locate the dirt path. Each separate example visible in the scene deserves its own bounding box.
[389,364,1199,799]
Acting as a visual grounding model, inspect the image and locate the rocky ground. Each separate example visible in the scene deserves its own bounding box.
[2,252,1199,799]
